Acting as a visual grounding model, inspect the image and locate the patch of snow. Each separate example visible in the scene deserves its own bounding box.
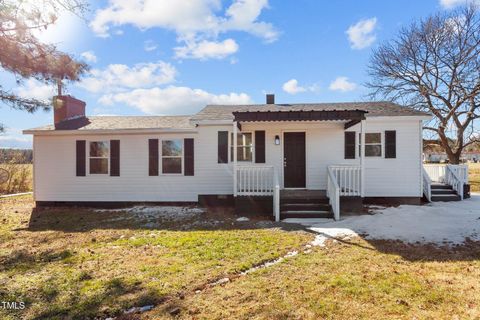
[310,228,358,247]
[282,218,333,225]
[241,250,298,275]
[308,194,480,246]
[209,277,230,287]
[366,205,387,211]
[95,206,205,221]
[236,217,249,222]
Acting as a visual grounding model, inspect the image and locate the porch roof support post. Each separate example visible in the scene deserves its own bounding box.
[360,119,366,197]
[233,121,238,197]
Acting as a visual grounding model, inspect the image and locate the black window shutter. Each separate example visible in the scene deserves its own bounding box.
[385,130,396,158]
[184,138,194,176]
[148,139,159,176]
[76,140,86,176]
[255,130,266,163]
[218,131,228,163]
[110,140,120,176]
[344,132,356,159]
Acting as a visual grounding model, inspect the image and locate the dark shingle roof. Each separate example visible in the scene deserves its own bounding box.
[26,102,430,132]
[191,102,430,121]
[28,115,194,131]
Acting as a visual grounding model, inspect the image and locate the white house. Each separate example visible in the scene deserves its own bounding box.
[24,94,467,221]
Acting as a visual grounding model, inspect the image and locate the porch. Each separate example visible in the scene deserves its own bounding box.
[422,164,470,201]
[234,164,362,221]
[230,108,369,221]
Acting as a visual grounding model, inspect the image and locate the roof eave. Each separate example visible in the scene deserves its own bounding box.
[23,128,198,135]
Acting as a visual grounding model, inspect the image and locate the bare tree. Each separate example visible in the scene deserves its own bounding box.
[0,0,89,132]
[367,5,480,164]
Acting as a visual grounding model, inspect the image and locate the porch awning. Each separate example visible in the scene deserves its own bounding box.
[232,110,367,129]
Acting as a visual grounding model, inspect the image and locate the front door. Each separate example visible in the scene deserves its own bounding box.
[283,132,306,188]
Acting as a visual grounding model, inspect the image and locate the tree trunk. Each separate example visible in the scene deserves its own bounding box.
[447,153,461,164]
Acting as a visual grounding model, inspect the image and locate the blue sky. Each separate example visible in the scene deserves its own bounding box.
[0,0,469,148]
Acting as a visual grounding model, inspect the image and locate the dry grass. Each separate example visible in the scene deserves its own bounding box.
[0,196,312,320]
[469,163,480,192]
[150,239,480,319]
[0,164,32,195]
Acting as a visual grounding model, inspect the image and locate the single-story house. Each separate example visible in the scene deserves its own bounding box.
[25,94,467,221]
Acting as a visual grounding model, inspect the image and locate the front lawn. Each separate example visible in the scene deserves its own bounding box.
[0,196,311,319]
[152,239,480,319]
[1,195,479,319]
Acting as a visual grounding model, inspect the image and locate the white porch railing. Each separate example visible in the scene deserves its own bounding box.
[273,170,280,222]
[423,164,468,184]
[450,165,469,184]
[422,167,432,202]
[235,165,280,221]
[236,165,275,196]
[327,167,340,221]
[328,165,362,196]
[445,165,464,200]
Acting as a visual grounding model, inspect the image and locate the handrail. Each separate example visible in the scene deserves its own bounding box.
[327,167,340,220]
[235,165,280,221]
[423,164,468,184]
[446,165,464,200]
[422,167,432,202]
[236,165,275,196]
[329,165,361,196]
[273,168,280,222]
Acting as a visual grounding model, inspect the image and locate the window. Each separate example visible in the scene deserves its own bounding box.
[89,141,109,174]
[162,140,183,174]
[230,132,253,162]
[359,133,382,157]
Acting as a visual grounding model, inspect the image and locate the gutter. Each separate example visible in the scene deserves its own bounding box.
[23,128,199,136]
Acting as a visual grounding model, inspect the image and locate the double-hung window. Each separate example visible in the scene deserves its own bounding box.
[230,132,253,162]
[359,133,382,157]
[89,141,109,174]
[162,140,183,174]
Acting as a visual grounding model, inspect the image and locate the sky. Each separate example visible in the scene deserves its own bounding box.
[0,0,473,148]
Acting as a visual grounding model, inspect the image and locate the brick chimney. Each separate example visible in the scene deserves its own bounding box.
[266,94,275,104]
[53,95,86,127]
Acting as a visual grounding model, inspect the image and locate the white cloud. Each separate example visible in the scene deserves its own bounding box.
[282,79,306,94]
[282,79,319,95]
[175,38,239,60]
[0,128,32,149]
[81,51,97,63]
[221,0,278,43]
[78,61,177,93]
[144,40,158,52]
[16,79,55,101]
[98,86,252,115]
[329,77,357,92]
[346,17,377,50]
[90,0,278,60]
[440,0,479,8]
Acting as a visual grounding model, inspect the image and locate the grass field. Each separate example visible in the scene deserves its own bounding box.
[0,164,32,195]
[469,163,480,192]
[0,195,311,320]
[1,196,479,319]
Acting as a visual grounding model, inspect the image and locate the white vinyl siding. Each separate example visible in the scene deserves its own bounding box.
[32,117,423,201]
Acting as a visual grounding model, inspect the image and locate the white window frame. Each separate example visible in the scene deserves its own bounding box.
[161,139,184,175]
[358,132,383,158]
[88,140,110,175]
[230,131,254,162]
